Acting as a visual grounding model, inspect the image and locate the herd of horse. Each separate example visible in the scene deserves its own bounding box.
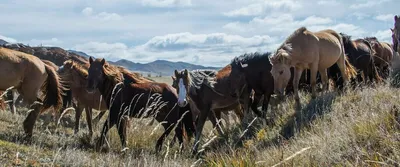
[0,16,400,155]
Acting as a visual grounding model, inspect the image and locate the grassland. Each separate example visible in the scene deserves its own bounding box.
[0,77,399,166]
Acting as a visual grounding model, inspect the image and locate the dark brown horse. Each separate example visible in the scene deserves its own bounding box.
[392,15,400,53]
[174,61,251,154]
[365,37,394,79]
[172,70,243,133]
[340,33,381,83]
[232,52,274,116]
[87,57,192,152]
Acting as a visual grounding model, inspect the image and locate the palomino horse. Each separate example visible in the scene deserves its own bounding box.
[269,27,357,106]
[365,37,394,79]
[172,70,243,132]
[86,57,193,152]
[340,33,381,83]
[58,60,108,136]
[0,47,63,137]
[175,62,252,154]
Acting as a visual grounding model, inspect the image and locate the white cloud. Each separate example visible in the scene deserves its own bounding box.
[350,0,391,9]
[73,33,277,66]
[372,29,392,42]
[317,0,339,5]
[81,7,122,21]
[224,0,302,17]
[82,7,93,16]
[0,34,17,43]
[374,14,394,22]
[141,0,192,8]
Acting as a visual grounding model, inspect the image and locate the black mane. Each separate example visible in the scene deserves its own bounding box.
[230,52,272,68]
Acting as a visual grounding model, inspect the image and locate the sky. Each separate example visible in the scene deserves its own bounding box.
[0,0,398,66]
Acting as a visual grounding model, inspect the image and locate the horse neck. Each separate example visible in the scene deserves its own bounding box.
[97,76,119,107]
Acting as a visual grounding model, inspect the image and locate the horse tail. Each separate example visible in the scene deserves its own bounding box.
[42,64,63,112]
[344,55,358,80]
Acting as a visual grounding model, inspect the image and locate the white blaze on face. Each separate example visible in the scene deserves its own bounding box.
[177,78,187,106]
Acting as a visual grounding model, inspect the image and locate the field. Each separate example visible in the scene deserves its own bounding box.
[0,77,399,166]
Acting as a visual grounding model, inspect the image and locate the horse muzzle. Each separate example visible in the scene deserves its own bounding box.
[177,100,188,107]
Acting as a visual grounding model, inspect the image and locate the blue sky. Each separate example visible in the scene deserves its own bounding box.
[0,0,397,66]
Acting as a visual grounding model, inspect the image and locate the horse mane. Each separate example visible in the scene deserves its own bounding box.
[102,63,124,83]
[116,66,153,83]
[231,52,272,68]
[64,60,89,78]
[270,28,306,65]
[185,70,216,91]
[365,37,379,43]
[340,33,358,50]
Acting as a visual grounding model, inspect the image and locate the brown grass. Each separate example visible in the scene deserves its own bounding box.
[0,80,399,166]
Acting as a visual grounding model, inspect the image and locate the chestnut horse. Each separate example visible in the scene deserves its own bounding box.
[270,27,357,106]
[365,37,394,79]
[0,47,62,137]
[58,60,108,136]
[87,57,193,152]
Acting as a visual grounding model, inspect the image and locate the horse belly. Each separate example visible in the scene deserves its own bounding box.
[0,63,23,90]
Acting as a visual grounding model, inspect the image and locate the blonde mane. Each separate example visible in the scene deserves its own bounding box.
[270,27,307,65]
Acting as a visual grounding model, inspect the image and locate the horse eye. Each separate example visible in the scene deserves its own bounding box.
[279,71,284,75]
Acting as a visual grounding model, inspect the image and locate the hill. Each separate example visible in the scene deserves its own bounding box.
[111,59,220,76]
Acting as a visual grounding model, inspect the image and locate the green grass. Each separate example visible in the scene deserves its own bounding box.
[0,82,399,166]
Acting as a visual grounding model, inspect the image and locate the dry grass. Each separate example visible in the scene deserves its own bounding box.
[0,80,399,166]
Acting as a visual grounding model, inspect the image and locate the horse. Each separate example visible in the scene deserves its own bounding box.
[86,57,193,152]
[269,27,357,106]
[58,60,108,136]
[174,60,253,154]
[365,37,394,79]
[339,33,382,84]
[233,52,275,116]
[172,70,243,132]
[0,47,63,137]
[392,15,400,53]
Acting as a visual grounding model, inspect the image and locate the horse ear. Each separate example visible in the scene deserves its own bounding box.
[184,69,188,75]
[174,69,179,76]
[101,58,106,65]
[395,15,399,21]
[89,57,94,64]
[171,76,176,81]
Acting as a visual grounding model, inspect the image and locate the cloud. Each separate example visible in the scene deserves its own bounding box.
[372,29,392,42]
[81,7,122,21]
[374,14,394,22]
[350,0,391,9]
[317,0,339,5]
[82,7,93,16]
[141,0,192,8]
[73,33,277,66]
[0,34,17,43]
[224,0,302,17]
[24,38,63,46]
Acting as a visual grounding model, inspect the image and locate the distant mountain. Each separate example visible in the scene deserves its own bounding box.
[111,59,220,76]
[0,39,8,45]
[67,50,91,58]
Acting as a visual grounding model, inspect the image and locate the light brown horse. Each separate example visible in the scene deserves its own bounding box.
[58,60,108,136]
[174,63,253,154]
[365,37,394,79]
[269,27,357,106]
[0,47,63,137]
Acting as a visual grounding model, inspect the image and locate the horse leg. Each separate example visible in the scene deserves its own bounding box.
[74,103,84,134]
[95,118,115,152]
[22,97,42,138]
[309,64,318,99]
[6,91,15,114]
[156,123,174,152]
[117,116,129,151]
[192,104,211,155]
[336,54,349,87]
[293,67,304,105]
[251,93,263,116]
[208,110,224,135]
[319,68,329,93]
[85,107,93,137]
[92,110,107,127]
